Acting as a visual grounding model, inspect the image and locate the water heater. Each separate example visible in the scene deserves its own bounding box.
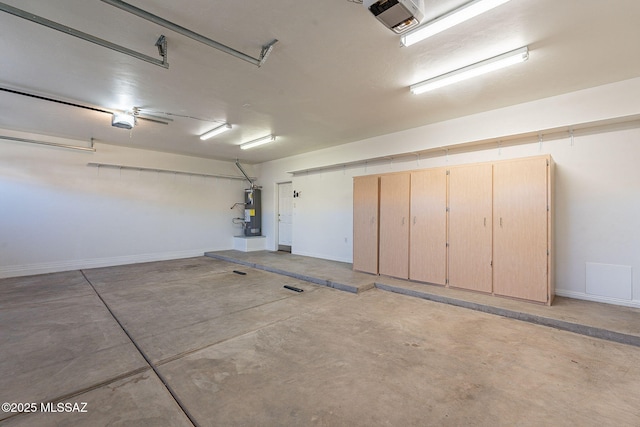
[244,188,262,236]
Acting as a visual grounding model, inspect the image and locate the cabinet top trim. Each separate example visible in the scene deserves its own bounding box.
[352,155,552,180]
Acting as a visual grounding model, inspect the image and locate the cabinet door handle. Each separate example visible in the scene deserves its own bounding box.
[484,217,486,227]
[500,217,503,227]
[402,217,405,225]
[413,216,416,225]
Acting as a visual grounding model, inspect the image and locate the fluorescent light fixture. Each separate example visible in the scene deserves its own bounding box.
[401,0,512,47]
[240,134,275,150]
[111,112,136,129]
[200,123,231,140]
[410,46,528,95]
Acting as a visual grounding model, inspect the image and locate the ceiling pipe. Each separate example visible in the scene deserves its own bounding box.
[100,0,278,67]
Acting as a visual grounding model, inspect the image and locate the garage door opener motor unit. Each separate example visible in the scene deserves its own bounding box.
[363,0,425,34]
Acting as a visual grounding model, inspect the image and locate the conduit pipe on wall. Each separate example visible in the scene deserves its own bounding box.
[0,135,96,152]
[88,162,255,181]
[100,0,278,67]
[287,114,640,176]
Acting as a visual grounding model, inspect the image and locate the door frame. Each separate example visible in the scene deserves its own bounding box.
[276,181,293,252]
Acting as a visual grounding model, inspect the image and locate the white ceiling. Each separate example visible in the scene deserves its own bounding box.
[1,0,639,164]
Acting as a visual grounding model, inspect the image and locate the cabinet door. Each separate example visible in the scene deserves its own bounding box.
[353,175,379,274]
[409,169,447,285]
[448,164,493,293]
[379,173,410,279]
[493,158,549,302]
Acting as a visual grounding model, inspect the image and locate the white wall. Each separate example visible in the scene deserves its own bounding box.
[257,77,640,307]
[0,139,251,278]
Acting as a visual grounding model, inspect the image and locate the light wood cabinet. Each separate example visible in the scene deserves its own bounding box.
[409,169,447,285]
[353,175,380,274]
[493,157,553,304]
[448,163,493,293]
[352,155,554,304]
[379,173,410,279]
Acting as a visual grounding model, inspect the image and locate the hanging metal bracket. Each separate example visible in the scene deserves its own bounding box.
[155,35,168,66]
[0,2,169,68]
[100,0,278,67]
[259,39,278,67]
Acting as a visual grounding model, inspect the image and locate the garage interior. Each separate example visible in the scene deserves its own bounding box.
[2,1,640,426]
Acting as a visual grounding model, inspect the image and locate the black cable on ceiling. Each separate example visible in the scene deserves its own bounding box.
[0,86,213,125]
[0,86,111,115]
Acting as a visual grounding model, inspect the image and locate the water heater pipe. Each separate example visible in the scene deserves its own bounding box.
[235,160,254,187]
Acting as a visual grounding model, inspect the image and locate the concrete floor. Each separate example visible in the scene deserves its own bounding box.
[2,253,640,426]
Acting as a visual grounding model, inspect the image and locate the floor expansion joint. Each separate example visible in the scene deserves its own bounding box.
[80,270,200,427]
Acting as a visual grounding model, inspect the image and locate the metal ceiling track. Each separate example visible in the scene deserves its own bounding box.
[0,2,168,68]
[100,0,278,67]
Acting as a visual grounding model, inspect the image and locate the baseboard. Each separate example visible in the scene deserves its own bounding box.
[291,249,352,264]
[0,248,224,279]
[555,289,640,309]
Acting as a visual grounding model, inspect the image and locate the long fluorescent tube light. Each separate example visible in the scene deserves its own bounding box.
[410,46,528,95]
[240,135,275,150]
[200,123,231,140]
[401,0,512,47]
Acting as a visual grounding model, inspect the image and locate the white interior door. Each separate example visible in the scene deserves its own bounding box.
[278,182,293,248]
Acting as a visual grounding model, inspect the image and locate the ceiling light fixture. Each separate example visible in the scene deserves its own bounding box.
[200,123,232,140]
[240,135,276,150]
[111,112,136,129]
[410,46,528,95]
[401,0,512,47]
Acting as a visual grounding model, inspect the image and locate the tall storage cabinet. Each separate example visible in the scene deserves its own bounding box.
[353,175,380,274]
[493,156,553,304]
[379,173,410,279]
[409,169,447,285]
[448,163,493,293]
[352,155,554,305]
